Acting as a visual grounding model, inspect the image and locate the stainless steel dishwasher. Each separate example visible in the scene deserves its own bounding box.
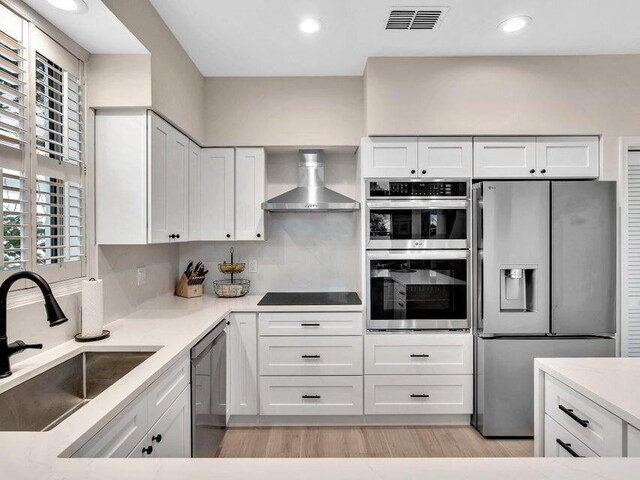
[191,319,228,457]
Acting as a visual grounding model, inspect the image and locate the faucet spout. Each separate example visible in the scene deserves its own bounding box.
[0,271,68,378]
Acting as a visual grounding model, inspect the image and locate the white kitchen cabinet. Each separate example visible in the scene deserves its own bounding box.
[188,141,202,241]
[361,137,418,178]
[418,137,472,178]
[473,137,537,178]
[235,148,265,241]
[73,355,191,459]
[192,148,235,240]
[229,313,258,415]
[535,136,599,178]
[75,393,148,458]
[148,112,190,243]
[544,414,598,458]
[96,109,189,244]
[258,312,363,336]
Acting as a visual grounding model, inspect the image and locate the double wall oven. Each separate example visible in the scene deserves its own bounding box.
[366,179,471,331]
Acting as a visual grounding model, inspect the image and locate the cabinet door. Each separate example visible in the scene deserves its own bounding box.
[235,148,265,241]
[147,386,191,458]
[188,141,202,241]
[628,425,640,457]
[229,313,258,415]
[418,137,472,178]
[536,136,599,179]
[361,137,418,178]
[473,137,537,178]
[199,148,235,240]
[148,112,172,243]
[167,128,190,241]
[73,393,148,458]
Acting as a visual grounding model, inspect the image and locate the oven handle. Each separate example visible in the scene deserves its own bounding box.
[366,199,469,209]
[367,250,470,261]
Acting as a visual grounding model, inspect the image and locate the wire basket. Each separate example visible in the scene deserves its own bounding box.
[213,279,250,298]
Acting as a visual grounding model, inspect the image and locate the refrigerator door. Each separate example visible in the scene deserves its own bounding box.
[473,336,615,437]
[481,181,550,334]
[551,181,616,335]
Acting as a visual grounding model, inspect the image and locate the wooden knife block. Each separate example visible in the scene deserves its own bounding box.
[175,274,204,298]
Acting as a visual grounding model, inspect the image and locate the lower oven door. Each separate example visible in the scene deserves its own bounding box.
[366,200,469,250]
[367,250,471,330]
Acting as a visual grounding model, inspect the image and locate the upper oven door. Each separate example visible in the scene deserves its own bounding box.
[367,199,469,249]
[367,250,471,331]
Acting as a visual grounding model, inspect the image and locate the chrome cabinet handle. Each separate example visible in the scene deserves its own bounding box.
[559,405,589,427]
[556,439,583,457]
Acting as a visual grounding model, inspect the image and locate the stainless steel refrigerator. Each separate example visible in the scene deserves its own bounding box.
[472,181,616,437]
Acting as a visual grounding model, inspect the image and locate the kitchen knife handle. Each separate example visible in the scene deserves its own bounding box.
[556,439,583,457]
[558,405,589,427]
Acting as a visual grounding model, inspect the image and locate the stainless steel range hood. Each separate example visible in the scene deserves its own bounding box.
[261,150,360,212]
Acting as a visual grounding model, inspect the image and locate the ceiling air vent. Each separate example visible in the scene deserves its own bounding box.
[385,7,449,30]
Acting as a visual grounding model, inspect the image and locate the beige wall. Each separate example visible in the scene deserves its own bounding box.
[87,54,152,108]
[365,55,640,180]
[204,76,364,147]
[102,0,204,142]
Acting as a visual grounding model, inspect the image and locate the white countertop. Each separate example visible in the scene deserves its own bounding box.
[0,294,638,479]
[535,357,640,430]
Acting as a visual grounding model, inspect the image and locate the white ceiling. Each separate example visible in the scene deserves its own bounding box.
[22,0,146,54]
[149,0,640,76]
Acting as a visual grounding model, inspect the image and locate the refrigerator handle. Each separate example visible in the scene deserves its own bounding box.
[472,183,483,332]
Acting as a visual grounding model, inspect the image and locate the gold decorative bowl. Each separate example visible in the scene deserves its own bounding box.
[218,262,245,274]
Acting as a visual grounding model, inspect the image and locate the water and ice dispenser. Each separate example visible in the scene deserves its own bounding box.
[500,267,536,312]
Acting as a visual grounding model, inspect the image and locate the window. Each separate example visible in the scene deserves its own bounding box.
[0,5,85,285]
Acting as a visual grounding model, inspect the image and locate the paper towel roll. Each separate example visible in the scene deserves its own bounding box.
[81,278,104,337]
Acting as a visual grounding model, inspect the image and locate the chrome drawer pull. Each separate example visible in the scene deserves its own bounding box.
[302,394,321,399]
[556,439,583,457]
[301,354,321,359]
[410,393,430,398]
[559,405,589,427]
[410,354,430,358]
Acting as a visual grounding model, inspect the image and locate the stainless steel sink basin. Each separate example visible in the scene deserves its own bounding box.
[0,351,154,431]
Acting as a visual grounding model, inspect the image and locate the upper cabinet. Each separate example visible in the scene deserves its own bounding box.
[189,147,265,242]
[362,137,472,178]
[235,148,266,241]
[418,137,472,178]
[474,136,599,179]
[361,137,418,178]
[96,110,189,245]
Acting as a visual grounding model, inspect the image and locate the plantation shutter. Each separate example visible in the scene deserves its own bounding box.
[0,6,27,277]
[31,27,85,282]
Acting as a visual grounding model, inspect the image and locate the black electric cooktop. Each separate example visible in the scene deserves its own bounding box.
[257,292,362,306]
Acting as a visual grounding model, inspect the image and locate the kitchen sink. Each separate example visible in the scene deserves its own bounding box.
[0,351,154,432]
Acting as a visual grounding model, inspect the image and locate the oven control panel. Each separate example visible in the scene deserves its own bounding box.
[368,180,468,198]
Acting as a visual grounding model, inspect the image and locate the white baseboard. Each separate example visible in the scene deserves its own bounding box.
[228,414,471,427]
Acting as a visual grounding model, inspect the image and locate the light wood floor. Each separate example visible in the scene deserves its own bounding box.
[215,426,533,458]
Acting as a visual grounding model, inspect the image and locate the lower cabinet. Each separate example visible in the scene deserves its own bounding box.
[129,386,191,458]
[259,376,363,416]
[364,374,473,415]
[229,313,259,415]
[628,425,640,457]
[544,414,598,458]
[73,355,191,458]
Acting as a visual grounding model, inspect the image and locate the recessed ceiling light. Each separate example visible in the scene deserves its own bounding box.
[46,0,88,13]
[498,15,531,33]
[299,18,321,34]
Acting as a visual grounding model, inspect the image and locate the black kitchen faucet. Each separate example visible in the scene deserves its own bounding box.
[0,271,68,378]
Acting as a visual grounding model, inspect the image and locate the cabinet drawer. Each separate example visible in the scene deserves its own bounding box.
[544,414,598,458]
[364,374,472,415]
[259,376,363,415]
[365,333,472,375]
[259,312,363,336]
[628,424,640,457]
[74,393,148,458]
[146,354,190,427]
[260,336,362,376]
[545,376,622,456]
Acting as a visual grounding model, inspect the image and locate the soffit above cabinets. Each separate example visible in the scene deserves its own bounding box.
[149,0,640,76]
